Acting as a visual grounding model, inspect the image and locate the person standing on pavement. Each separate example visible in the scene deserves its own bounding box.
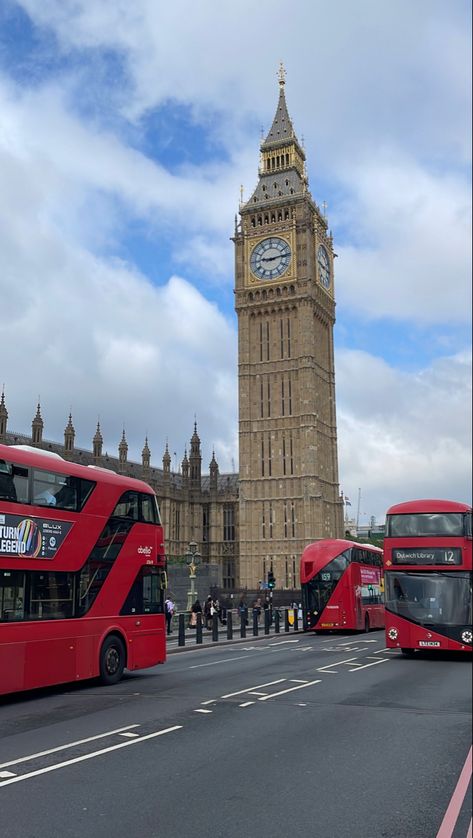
[165,596,175,635]
[204,595,213,630]
[189,598,202,628]
[238,597,248,626]
[253,597,262,624]
[212,597,222,624]
[263,596,271,624]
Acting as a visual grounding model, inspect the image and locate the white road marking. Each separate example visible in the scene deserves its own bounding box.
[201,699,217,705]
[258,680,321,700]
[194,709,213,714]
[239,702,255,707]
[0,726,182,788]
[316,657,359,672]
[268,640,300,646]
[290,679,309,683]
[0,725,141,770]
[189,655,251,669]
[349,658,389,671]
[247,691,268,696]
[221,679,286,699]
[0,772,16,779]
[118,732,140,738]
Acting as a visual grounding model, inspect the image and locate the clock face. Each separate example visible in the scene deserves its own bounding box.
[317,245,331,288]
[250,237,291,280]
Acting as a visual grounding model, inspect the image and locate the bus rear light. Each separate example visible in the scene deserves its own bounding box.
[461,630,472,644]
[388,627,398,640]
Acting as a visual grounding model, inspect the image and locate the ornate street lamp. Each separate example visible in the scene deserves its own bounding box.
[185,541,201,611]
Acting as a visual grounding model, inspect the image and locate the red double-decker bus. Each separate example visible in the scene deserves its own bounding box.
[384,499,472,655]
[301,538,384,633]
[0,443,167,696]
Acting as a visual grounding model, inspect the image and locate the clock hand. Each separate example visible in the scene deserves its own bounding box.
[260,255,279,262]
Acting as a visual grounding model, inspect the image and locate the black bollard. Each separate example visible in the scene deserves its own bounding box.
[178,613,185,646]
[226,610,233,640]
[253,610,259,636]
[196,613,203,644]
[284,609,290,633]
[264,609,270,635]
[293,608,299,631]
[212,613,219,641]
[275,609,280,633]
[240,613,246,638]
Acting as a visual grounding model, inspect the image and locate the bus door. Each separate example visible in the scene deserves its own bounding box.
[25,571,78,689]
[353,565,363,629]
[119,566,165,670]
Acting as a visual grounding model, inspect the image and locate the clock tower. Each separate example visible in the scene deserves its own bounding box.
[234,66,344,589]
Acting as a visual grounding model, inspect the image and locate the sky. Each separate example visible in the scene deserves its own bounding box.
[0,0,471,524]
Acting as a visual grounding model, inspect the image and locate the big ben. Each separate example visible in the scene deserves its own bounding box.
[234,66,344,590]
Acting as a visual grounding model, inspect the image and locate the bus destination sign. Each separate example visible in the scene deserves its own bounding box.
[0,513,72,560]
[392,547,461,566]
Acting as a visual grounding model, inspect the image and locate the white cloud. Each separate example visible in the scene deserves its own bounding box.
[334,153,471,324]
[336,349,472,521]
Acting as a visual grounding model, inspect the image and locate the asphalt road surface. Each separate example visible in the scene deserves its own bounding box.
[1,630,471,838]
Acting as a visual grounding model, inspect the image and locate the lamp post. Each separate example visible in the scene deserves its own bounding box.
[185,541,201,612]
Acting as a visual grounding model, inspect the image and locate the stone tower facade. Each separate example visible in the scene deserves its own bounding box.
[234,67,344,589]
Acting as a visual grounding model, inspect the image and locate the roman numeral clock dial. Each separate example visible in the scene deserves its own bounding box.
[250,237,291,280]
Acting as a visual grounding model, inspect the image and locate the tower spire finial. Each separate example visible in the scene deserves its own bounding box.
[278,61,286,87]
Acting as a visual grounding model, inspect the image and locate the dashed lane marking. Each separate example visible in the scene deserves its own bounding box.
[189,655,252,668]
[194,709,213,714]
[316,657,359,673]
[349,658,389,671]
[258,680,322,701]
[239,702,255,708]
[221,679,286,699]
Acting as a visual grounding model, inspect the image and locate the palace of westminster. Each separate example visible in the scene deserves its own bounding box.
[1,70,344,592]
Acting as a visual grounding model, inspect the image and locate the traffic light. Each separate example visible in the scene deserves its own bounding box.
[268,570,275,589]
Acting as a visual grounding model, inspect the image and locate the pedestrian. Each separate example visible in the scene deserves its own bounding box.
[238,597,248,626]
[212,597,222,624]
[252,597,262,624]
[189,598,202,628]
[165,596,175,635]
[263,596,271,624]
[204,595,213,630]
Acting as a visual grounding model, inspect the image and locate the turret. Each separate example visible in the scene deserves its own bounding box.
[32,402,43,446]
[64,413,75,455]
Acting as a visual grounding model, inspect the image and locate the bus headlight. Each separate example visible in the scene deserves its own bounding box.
[388,627,398,640]
[461,630,472,644]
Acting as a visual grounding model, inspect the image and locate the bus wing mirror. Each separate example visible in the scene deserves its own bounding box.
[160,571,168,591]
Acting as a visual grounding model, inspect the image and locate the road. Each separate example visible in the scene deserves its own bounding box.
[0,630,471,838]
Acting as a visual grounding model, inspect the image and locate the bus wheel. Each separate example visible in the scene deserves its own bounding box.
[401,648,415,658]
[99,635,126,685]
[364,615,370,633]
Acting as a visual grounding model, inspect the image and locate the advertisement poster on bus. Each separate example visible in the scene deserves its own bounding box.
[0,513,72,559]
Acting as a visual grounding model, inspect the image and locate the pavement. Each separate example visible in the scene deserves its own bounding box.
[166,614,301,652]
